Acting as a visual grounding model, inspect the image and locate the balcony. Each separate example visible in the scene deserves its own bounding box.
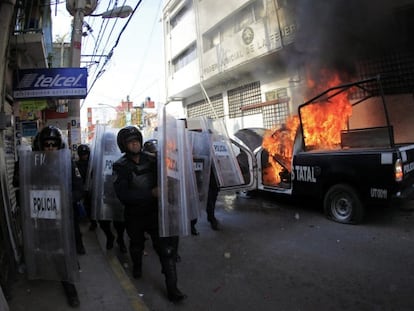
[11,30,49,68]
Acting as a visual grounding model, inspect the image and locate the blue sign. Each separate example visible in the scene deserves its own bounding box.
[13,68,88,100]
[21,121,39,137]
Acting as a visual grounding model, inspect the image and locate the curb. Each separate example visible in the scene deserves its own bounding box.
[105,251,149,311]
[93,229,149,311]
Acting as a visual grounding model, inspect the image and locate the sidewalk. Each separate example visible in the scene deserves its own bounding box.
[6,222,148,311]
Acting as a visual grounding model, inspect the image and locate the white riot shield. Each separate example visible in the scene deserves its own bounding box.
[188,130,212,212]
[19,149,79,282]
[200,117,244,187]
[184,130,200,222]
[90,125,123,221]
[158,107,191,236]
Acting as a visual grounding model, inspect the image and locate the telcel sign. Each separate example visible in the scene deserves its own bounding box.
[13,68,88,100]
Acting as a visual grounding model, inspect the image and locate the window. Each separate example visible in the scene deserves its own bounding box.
[187,94,224,119]
[228,81,261,118]
[169,0,192,30]
[355,52,414,97]
[172,43,197,73]
[202,0,265,52]
[262,88,290,129]
[234,1,264,32]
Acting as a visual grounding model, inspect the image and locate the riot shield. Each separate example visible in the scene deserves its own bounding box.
[200,117,244,187]
[184,130,200,222]
[188,130,212,212]
[19,149,79,282]
[158,107,192,236]
[90,125,124,221]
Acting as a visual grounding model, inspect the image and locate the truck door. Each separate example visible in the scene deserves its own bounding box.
[196,117,257,193]
[217,138,257,193]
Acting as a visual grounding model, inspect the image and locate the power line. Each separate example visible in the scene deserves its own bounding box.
[81,0,144,109]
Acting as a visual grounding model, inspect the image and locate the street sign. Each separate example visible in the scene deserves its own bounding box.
[13,68,88,100]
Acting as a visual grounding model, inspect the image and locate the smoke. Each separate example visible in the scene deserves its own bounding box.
[293,0,413,79]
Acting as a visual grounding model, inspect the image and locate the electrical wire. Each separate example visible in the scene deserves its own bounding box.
[80,0,144,109]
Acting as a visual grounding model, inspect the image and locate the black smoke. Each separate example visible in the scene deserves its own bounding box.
[293,0,414,79]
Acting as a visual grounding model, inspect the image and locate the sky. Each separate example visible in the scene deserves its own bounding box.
[51,0,165,127]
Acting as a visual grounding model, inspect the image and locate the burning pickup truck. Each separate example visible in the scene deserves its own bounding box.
[230,76,414,224]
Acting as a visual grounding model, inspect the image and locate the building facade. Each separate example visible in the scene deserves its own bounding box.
[0,0,54,301]
[163,0,299,132]
[162,0,414,142]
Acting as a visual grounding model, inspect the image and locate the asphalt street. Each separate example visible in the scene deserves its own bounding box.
[115,191,414,311]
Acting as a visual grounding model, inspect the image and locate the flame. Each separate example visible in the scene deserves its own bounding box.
[262,116,299,185]
[261,71,353,186]
[301,73,352,149]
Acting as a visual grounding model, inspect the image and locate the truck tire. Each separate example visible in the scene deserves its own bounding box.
[323,184,364,224]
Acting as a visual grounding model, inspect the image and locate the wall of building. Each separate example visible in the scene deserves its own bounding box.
[163,0,414,142]
[196,0,251,33]
[163,0,300,136]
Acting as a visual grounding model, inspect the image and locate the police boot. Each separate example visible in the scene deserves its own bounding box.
[117,237,127,253]
[99,221,115,250]
[190,219,199,236]
[76,241,86,255]
[61,281,80,308]
[162,259,187,302]
[207,213,219,230]
[130,248,143,279]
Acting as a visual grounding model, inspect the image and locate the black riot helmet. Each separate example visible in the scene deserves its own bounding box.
[38,125,65,150]
[143,139,158,155]
[117,126,143,153]
[77,144,90,157]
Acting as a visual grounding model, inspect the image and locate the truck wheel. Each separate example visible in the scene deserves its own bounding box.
[323,184,364,224]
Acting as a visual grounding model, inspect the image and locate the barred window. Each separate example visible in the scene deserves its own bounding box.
[353,52,414,99]
[228,81,261,118]
[262,101,290,129]
[187,94,224,119]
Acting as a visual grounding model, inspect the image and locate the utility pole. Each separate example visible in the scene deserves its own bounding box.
[66,0,97,155]
[66,1,132,153]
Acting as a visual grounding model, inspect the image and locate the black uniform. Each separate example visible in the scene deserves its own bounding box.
[113,126,186,302]
[206,167,219,230]
[76,144,96,231]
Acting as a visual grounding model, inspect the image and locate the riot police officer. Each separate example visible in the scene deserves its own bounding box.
[113,126,186,302]
[76,144,97,232]
[16,126,83,308]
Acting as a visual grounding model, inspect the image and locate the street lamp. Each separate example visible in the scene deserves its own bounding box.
[90,6,133,18]
[66,1,133,153]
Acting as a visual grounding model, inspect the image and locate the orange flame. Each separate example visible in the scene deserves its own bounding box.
[261,71,353,186]
[301,73,352,149]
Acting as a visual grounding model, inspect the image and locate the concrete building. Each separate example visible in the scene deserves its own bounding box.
[162,0,414,141]
[163,0,299,132]
[0,0,54,301]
